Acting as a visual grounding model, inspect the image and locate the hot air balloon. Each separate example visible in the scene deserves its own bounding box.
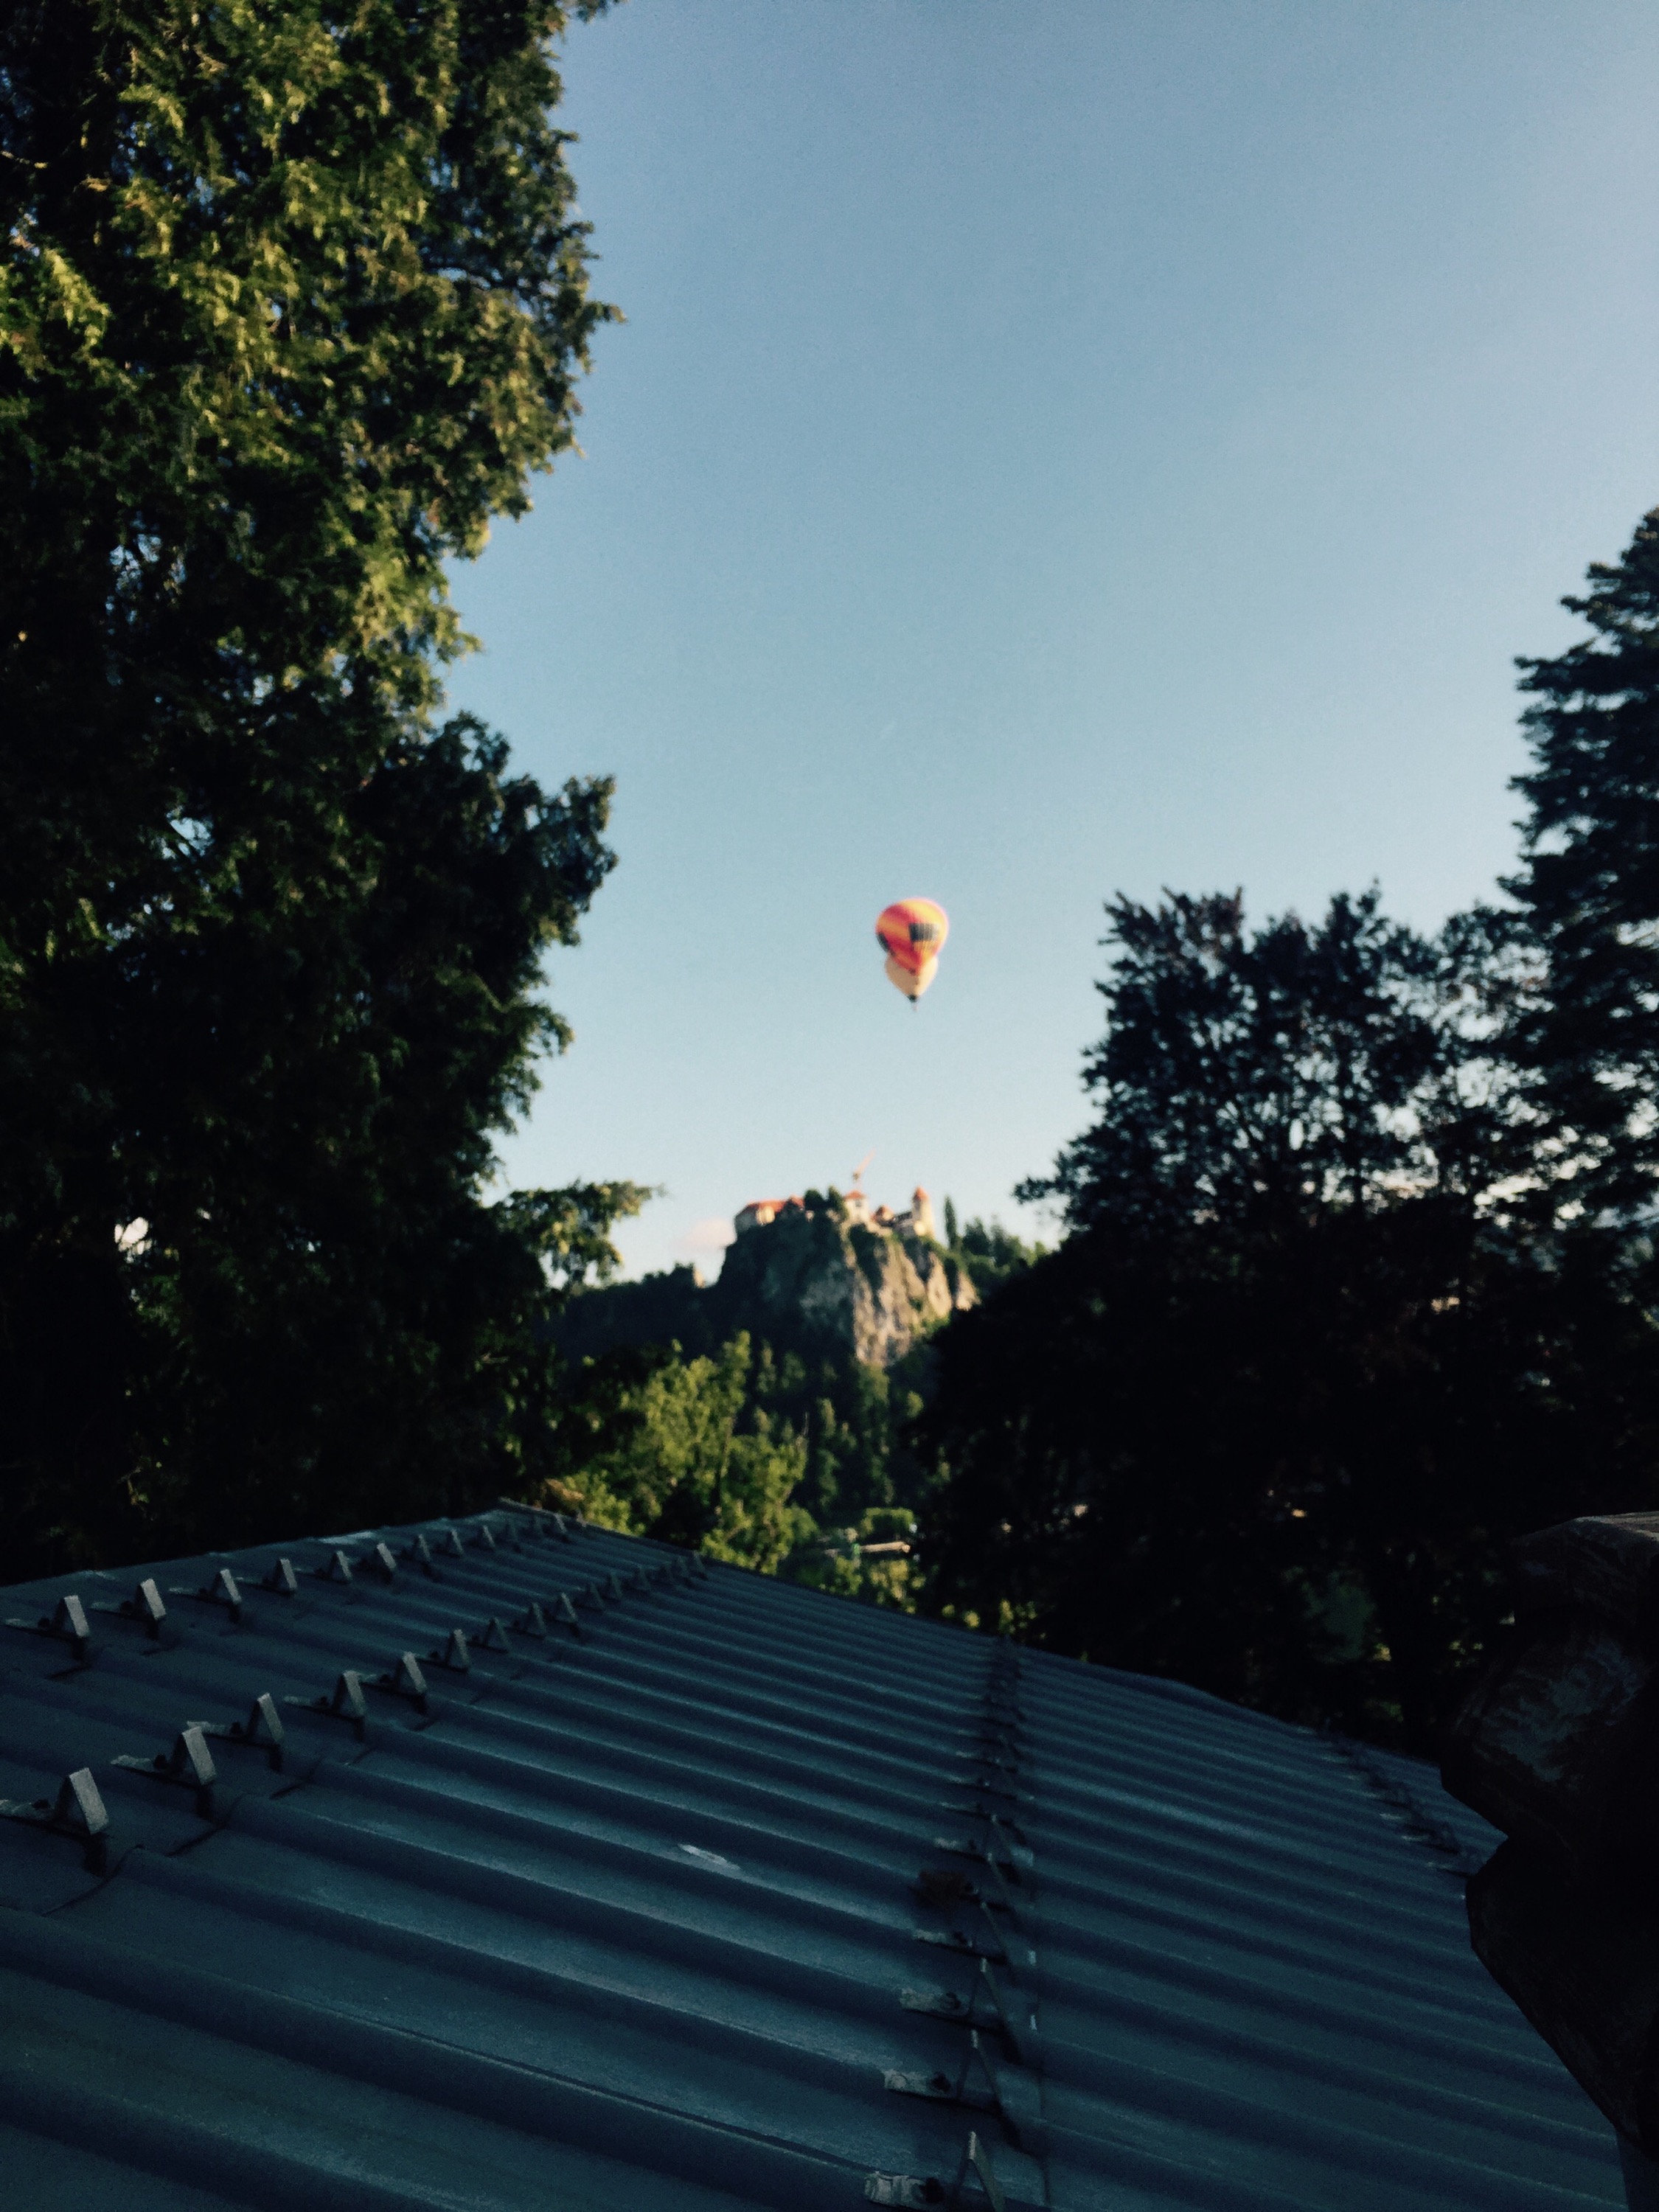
[875,897,949,1003]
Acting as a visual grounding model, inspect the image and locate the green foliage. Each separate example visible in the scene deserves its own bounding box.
[1024,888,1526,1234]
[2,0,613,689]
[1509,507,1659,1225]
[789,1506,921,1610]
[542,1335,813,1574]
[920,1208,1659,1747]
[763,1341,931,1531]
[920,882,1659,1750]
[737,1336,937,1606]
[0,0,635,1572]
[546,1309,941,1605]
[947,1213,1043,1296]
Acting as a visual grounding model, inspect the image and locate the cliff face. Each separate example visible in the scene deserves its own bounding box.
[556,1211,975,1369]
[716,1211,975,1367]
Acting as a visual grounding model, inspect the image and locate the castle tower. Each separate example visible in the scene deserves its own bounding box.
[910,1186,935,1242]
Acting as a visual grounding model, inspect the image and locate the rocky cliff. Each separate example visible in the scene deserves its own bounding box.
[557,1209,975,1369]
[720,1210,975,1366]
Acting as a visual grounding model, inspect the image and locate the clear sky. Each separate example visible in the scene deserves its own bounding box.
[447,0,1659,1280]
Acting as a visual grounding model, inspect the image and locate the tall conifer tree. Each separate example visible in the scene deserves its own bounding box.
[1511,508,1659,1224]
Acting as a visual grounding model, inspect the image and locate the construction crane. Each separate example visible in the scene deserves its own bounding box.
[849,1150,874,1193]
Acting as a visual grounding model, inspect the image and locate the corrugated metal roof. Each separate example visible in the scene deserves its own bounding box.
[0,1507,1621,2212]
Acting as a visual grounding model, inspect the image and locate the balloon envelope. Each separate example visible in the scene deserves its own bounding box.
[875,900,949,999]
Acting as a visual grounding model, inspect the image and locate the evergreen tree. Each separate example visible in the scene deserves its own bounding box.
[1510,507,1659,1223]
[0,1,639,1571]
[951,1217,1043,1296]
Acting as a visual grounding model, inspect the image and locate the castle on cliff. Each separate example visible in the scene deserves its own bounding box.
[558,1178,970,1372]
[734,1185,936,1242]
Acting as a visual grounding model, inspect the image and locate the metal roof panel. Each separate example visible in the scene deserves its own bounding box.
[0,1509,1623,2211]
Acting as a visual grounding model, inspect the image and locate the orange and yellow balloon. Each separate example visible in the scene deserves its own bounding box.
[875,897,950,1003]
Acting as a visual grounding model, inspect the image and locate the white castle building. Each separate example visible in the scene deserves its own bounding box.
[734,1186,936,1242]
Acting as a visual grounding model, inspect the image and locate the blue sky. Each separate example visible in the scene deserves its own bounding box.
[448,0,1659,1279]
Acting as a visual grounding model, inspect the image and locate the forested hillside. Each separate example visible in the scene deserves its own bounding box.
[540,1192,1032,1604]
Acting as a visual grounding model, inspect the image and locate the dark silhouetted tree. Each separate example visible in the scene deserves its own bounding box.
[1510,507,1659,1229]
[0,1,641,1572]
[919,888,1659,1749]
